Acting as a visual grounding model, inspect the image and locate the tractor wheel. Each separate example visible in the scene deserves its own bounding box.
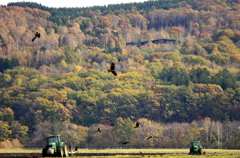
[69,151,74,156]
[199,148,203,155]
[189,148,193,155]
[57,147,64,157]
[64,144,69,157]
[42,148,47,157]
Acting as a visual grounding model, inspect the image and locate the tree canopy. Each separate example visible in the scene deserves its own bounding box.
[0,0,240,149]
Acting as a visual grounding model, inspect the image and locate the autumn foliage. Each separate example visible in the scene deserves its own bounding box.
[0,0,240,148]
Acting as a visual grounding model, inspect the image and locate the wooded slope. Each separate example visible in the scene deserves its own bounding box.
[0,0,239,148]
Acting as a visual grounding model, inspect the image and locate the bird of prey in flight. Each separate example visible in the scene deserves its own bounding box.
[130,115,135,119]
[32,32,40,42]
[108,62,117,76]
[146,136,153,140]
[134,122,140,128]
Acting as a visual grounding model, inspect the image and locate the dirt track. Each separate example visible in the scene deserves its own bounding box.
[0,153,41,158]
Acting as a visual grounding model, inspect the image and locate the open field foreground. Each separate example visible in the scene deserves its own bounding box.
[0,149,240,158]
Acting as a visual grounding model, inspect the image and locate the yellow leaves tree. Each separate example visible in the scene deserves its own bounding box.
[133,55,144,63]
[73,65,82,73]
[60,123,89,147]
[230,54,240,63]
[170,26,185,40]
[10,121,28,143]
[148,62,163,78]
[33,97,71,122]
[0,121,11,142]
[0,108,14,123]
[186,121,202,142]
[194,84,223,96]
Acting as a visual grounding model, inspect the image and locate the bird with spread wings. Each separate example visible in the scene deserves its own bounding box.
[145,136,152,140]
[108,62,117,76]
[98,128,101,133]
[134,122,140,128]
[32,32,40,42]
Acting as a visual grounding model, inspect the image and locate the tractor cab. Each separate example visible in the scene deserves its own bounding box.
[191,141,201,147]
[47,135,61,145]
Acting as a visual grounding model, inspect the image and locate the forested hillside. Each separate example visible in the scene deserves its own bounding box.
[0,0,240,149]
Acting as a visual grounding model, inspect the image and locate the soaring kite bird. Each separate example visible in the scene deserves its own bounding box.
[145,136,153,140]
[32,32,40,42]
[108,62,117,76]
[134,122,140,128]
[98,128,101,133]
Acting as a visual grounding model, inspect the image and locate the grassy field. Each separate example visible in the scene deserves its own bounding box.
[0,148,240,157]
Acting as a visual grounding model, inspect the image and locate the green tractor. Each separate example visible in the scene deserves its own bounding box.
[189,141,203,155]
[42,135,75,157]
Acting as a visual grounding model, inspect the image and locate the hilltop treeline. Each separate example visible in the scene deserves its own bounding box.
[7,0,198,25]
[0,0,240,148]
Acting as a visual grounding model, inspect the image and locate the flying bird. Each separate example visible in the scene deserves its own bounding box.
[130,115,135,119]
[32,32,40,42]
[134,122,140,128]
[89,104,94,107]
[122,141,130,144]
[98,128,101,133]
[108,62,117,76]
[146,136,153,140]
